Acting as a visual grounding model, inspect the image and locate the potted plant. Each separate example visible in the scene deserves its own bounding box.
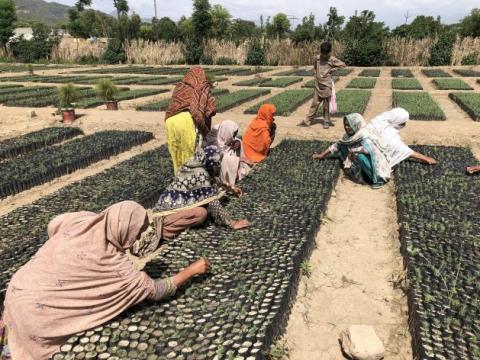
[58,83,79,124]
[95,78,120,110]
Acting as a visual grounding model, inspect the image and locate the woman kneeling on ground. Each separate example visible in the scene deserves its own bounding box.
[135,145,251,257]
[242,104,277,166]
[165,67,217,174]
[2,201,210,360]
[466,166,480,175]
[206,120,251,191]
[313,113,387,188]
[313,109,438,187]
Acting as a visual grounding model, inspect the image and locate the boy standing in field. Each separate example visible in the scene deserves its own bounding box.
[299,41,346,129]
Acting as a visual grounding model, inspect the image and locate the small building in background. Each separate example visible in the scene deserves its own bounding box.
[12,27,34,41]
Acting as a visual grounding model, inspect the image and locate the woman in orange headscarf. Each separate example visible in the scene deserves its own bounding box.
[242,104,277,164]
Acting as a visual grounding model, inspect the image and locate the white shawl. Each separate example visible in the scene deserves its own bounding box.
[365,108,414,177]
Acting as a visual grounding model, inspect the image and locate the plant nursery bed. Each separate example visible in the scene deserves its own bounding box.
[452,69,480,77]
[259,77,303,88]
[421,69,451,78]
[0,84,24,89]
[0,86,57,104]
[331,68,352,76]
[136,89,229,112]
[358,69,380,77]
[216,89,271,112]
[395,145,480,360]
[0,86,26,95]
[3,88,97,108]
[302,77,339,88]
[245,89,313,116]
[0,130,153,199]
[233,78,271,87]
[76,88,169,109]
[432,78,473,90]
[392,79,423,90]
[392,91,446,120]
[391,69,414,78]
[449,92,480,121]
[273,69,314,77]
[331,89,371,116]
[0,127,83,161]
[52,139,340,360]
[138,77,184,86]
[0,145,174,291]
[346,77,377,89]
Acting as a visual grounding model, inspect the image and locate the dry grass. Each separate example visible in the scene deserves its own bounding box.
[125,40,185,65]
[38,36,480,66]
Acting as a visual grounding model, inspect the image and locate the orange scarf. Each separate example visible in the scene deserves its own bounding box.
[242,104,276,163]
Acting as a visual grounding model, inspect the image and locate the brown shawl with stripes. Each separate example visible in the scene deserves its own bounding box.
[165,67,217,136]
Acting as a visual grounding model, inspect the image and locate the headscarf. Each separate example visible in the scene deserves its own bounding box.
[165,67,217,137]
[3,201,155,360]
[365,108,414,170]
[153,145,223,214]
[338,113,367,145]
[206,120,247,186]
[243,104,276,163]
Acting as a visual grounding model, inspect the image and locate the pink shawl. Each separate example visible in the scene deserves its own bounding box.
[3,201,155,360]
[207,120,249,186]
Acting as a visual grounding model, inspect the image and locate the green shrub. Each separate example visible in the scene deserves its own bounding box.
[76,54,101,65]
[245,40,267,66]
[429,31,455,66]
[58,83,79,109]
[460,53,479,65]
[216,57,238,65]
[95,78,120,102]
[102,38,126,64]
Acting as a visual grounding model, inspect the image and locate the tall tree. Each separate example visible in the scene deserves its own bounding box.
[229,19,258,41]
[210,4,231,39]
[392,15,442,39]
[324,7,345,40]
[459,8,480,37]
[192,0,212,39]
[341,10,389,66]
[267,13,290,39]
[113,0,129,19]
[152,17,180,42]
[0,0,16,52]
[292,14,323,43]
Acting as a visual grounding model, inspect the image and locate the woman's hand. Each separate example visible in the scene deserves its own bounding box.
[231,219,251,230]
[425,156,437,165]
[187,258,211,276]
[232,186,243,197]
[173,258,211,288]
[312,153,325,160]
[466,166,480,175]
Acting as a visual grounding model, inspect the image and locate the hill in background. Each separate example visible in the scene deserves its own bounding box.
[16,0,71,26]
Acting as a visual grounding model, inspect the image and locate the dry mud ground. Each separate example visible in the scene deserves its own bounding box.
[0,66,479,359]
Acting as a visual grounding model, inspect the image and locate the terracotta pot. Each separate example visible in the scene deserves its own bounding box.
[62,109,76,124]
[106,101,119,110]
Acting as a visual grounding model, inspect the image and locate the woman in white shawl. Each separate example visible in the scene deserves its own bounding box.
[365,108,437,180]
[312,113,388,188]
[206,120,252,192]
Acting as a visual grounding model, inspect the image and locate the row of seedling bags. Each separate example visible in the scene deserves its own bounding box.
[0,130,154,199]
[0,140,340,360]
[52,140,340,360]
[395,145,480,359]
[0,127,83,161]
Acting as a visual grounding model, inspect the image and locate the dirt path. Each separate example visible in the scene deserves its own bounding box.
[285,178,412,360]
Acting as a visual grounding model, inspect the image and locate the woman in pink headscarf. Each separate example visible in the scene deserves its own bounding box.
[206,120,252,193]
[1,201,210,360]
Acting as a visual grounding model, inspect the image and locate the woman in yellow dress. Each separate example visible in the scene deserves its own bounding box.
[164,67,217,174]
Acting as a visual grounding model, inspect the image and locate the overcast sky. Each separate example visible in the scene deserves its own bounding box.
[52,0,478,28]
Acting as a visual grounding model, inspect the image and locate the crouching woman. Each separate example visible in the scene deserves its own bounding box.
[2,201,209,360]
[313,113,387,188]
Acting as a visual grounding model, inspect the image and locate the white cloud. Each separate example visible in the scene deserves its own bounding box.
[51,0,477,27]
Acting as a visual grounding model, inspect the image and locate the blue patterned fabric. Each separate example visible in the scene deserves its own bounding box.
[154,145,222,212]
